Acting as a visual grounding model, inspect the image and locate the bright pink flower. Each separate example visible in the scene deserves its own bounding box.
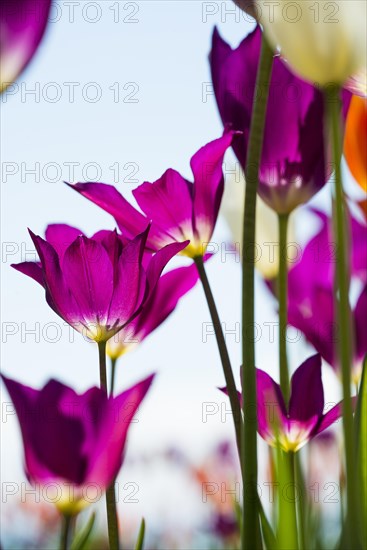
[2,373,154,514]
[12,224,188,342]
[66,131,238,258]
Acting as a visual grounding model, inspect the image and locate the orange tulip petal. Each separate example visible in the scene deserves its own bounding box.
[344,95,367,192]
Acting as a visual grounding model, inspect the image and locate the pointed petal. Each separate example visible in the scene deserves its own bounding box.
[107,229,149,328]
[145,240,190,299]
[45,224,84,261]
[191,131,235,243]
[86,374,155,487]
[289,355,324,422]
[256,369,287,444]
[11,261,44,286]
[29,230,82,325]
[132,262,200,342]
[133,169,194,243]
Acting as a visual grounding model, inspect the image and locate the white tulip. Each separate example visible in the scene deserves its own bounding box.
[256,0,367,86]
[220,173,296,279]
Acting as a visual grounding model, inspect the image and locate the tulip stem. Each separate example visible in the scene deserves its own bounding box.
[278,213,290,403]
[241,34,274,550]
[60,514,72,550]
[98,341,120,550]
[110,357,118,397]
[194,255,243,464]
[325,85,359,547]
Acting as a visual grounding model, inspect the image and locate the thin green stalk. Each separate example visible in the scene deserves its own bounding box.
[324,85,359,547]
[110,357,118,397]
[194,255,243,463]
[98,341,120,550]
[241,35,274,550]
[60,514,72,550]
[278,214,290,403]
[277,451,298,550]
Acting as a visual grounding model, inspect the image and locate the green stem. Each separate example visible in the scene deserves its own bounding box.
[59,514,72,550]
[241,35,274,550]
[324,85,359,547]
[277,451,298,550]
[194,256,243,463]
[98,341,120,550]
[278,213,290,403]
[294,454,306,550]
[110,357,118,397]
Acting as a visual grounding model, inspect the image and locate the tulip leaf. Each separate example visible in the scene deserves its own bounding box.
[70,512,96,550]
[257,494,276,550]
[134,517,146,550]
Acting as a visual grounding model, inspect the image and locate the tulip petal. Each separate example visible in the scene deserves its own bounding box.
[11,261,44,286]
[145,240,190,298]
[133,169,194,242]
[289,355,324,422]
[45,224,84,261]
[62,237,114,327]
[0,0,52,93]
[66,182,166,251]
[355,285,367,362]
[191,131,235,242]
[29,231,82,325]
[344,95,367,191]
[86,374,155,487]
[256,369,287,444]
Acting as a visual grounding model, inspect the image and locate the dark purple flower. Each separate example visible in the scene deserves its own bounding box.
[286,210,367,382]
[107,261,200,358]
[1,0,51,93]
[1,373,154,514]
[210,26,328,214]
[12,224,188,342]
[66,131,238,258]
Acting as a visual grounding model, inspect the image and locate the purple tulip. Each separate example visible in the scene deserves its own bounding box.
[1,0,51,93]
[210,26,328,214]
[107,262,200,358]
[12,224,188,342]
[1,373,154,514]
[286,211,367,382]
[255,355,347,452]
[66,131,238,258]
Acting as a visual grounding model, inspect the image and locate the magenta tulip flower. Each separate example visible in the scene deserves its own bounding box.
[1,373,154,514]
[66,131,238,258]
[12,224,188,342]
[1,0,51,93]
[285,210,367,382]
[107,262,200,359]
[222,355,349,452]
[255,355,349,452]
[210,26,329,214]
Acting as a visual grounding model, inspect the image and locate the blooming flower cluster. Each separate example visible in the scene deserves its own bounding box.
[2,1,366,549]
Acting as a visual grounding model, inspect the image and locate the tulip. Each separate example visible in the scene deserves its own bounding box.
[1,373,154,515]
[67,131,237,258]
[256,0,367,87]
[220,172,296,278]
[256,355,351,452]
[107,262,199,359]
[210,26,328,214]
[1,0,51,93]
[271,210,367,383]
[12,224,188,342]
[344,95,367,191]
